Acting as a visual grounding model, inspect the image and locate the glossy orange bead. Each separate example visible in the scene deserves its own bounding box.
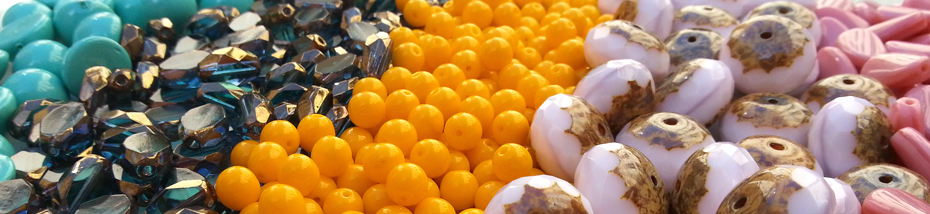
[362,143,406,183]
[425,12,455,39]
[248,142,288,183]
[459,208,483,214]
[340,127,373,159]
[403,0,433,27]
[433,64,466,88]
[492,3,522,27]
[452,0,474,16]
[426,179,441,198]
[414,198,456,214]
[231,140,258,167]
[514,47,542,68]
[278,154,321,196]
[440,171,479,210]
[450,50,483,79]
[480,79,499,94]
[308,176,337,203]
[216,166,261,210]
[409,139,451,178]
[348,92,386,129]
[534,85,565,108]
[305,199,323,214]
[479,38,513,71]
[323,188,364,214]
[355,77,388,99]
[375,119,419,156]
[521,3,546,21]
[595,14,613,24]
[406,104,445,140]
[421,36,453,71]
[260,120,301,154]
[242,202,259,214]
[382,67,412,94]
[337,164,376,195]
[364,184,395,214]
[377,205,413,214]
[260,184,306,214]
[539,12,561,27]
[472,160,498,185]
[425,87,462,121]
[522,108,536,126]
[390,27,420,46]
[297,114,336,152]
[393,43,425,72]
[489,89,526,115]
[457,80,491,100]
[492,143,533,182]
[405,71,440,102]
[474,181,505,210]
[463,1,493,30]
[491,111,530,146]
[311,136,354,178]
[451,36,480,54]
[521,17,541,34]
[497,64,529,90]
[465,139,499,170]
[384,89,421,121]
[453,24,483,41]
[546,18,577,49]
[443,112,483,151]
[386,163,430,206]
[526,36,548,54]
[459,96,495,137]
[516,73,549,108]
[448,150,471,173]
[553,39,587,69]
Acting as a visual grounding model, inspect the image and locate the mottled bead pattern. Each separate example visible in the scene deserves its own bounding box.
[852,107,895,165]
[729,93,813,128]
[625,112,710,150]
[838,164,930,203]
[717,166,805,213]
[603,21,666,51]
[738,135,820,172]
[801,74,895,111]
[727,16,810,74]
[608,146,668,214]
[745,1,816,28]
[675,6,738,28]
[656,61,699,103]
[665,29,724,67]
[605,80,655,135]
[672,148,711,213]
[503,183,590,213]
[564,95,615,153]
[614,0,639,22]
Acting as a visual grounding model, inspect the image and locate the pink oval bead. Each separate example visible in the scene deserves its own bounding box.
[817,0,852,11]
[904,85,930,138]
[819,17,848,48]
[860,53,930,89]
[817,47,858,80]
[886,41,930,57]
[868,12,928,42]
[904,0,930,10]
[855,1,883,24]
[816,7,870,29]
[909,33,930,44]
[891,127,930,181]
[891,98,925,132]
[876,5,930,22]
[835,28,887,67]
[862,188,930,214]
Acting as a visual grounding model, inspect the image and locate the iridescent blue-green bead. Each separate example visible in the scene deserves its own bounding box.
[12,40,68,77]
[2,69,69,104]
[61,36,132,95]
[2,1,52,26]
[114,0,198,35]
[52,0,113,45]
[73,12,122,43]
[0,155,13,182]
[0,13,54,56]
[200,0,254,13]
[55,0,116,8]
[0,87,19,135]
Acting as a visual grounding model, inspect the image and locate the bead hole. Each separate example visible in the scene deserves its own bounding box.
[704,6,713,10]
[599,124,608,134]
[455,130,463,136]
[283,7,293,16]
[766,98,779,104]
[760,32,773,39]
[769,143,785,150]
[687,36,697,43]
[879,175,894,183]
[843,79,855,85]
[778,7,790,14]
[115,76,129,86]
[734,197,747,209]
[651,176,658,187]
[663,118,678,125]
[632,24,643,30]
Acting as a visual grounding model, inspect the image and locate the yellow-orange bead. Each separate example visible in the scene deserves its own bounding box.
[484,28,519,53]
[545,18,577,49]
[421,36,453,71]
[403,0,433,27]
[414,198,456,214]
[480,79,499,93]
[460,208,483,214]
[497,64,529,90]
[542,63,576,88]
[534,85,565,108]
[521,17,541,34]
[547,2,570,13]
[427,179,441,198]
[278,154,321,196]
[323,188,364,214]
[579,5,600,20]
[406,104,444,141]
[242,202,259,214]
[452,0,474,16]
[459,96,495,137]
[355,77,388,99]
[440,171,479,210]
[457,80,491,100]
[544,49,559,61]
[595,14,613,24]
[391,27,420,47]
[489,89,526,115]
[492,3,522,27]
[305,199,323,214]
[539,12,561,27]
[425,87,462,121]
[465,139,499,170]
[433,64,466,88]
[384,89,421,121]
[405,71,440,102]
[355,143,373,164]
[364,184,395,214]
[491,111,530,146]
[526,36,548,54]
[375,119,419,156]
[337,164,375,198]
[474,181,505,210]
[453,24,484,41]
[449,150,471,173]
[298,114,337,153]
[231,140,258,167]
[521,3,545,21]
[516,74,549,108]
[216,166,261,210]
[386,163,430,206]
[443,113,483,151]
[515,27,535,43]
[412,29,426,36]
[450,50,483,79]
[341,127,373,159]
[534,60,554,73]
[348,92,386,129]
[472,160,498,185]
[409,139,451,178]
[444,0,454,13]
[396,0,411,11]
[451,36,481,53]
[248,142,288,183]
[377,205,413,214]
[308,177,337,203]
[523,108,536,126]
[561,9,589,36]
[382,67,412,94]
[553,39,587,69]
[425,12,455,39]
[260,120,300,154]
[362,143,405,183]
[462,1,493,28]
[312,136,353,178]
[479,38,513,71]
[492,143,533,182]
[515,47,542,67]
[260,184,306,214]
[344,211,364,214]
[393,43,426,74]
[262,182,280,193]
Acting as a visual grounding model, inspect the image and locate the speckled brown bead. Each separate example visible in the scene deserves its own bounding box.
[800,74,896,114]
[838,164,930,203]
[738,135,823,175]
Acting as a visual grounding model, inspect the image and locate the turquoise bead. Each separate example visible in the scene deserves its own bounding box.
[12,40,68,78]
[200,0,254,12]
[55,0,115,8]
[0,13,54,56]
[0,50,7,76]
[2,1,52,26]
[37,0,60,8]
[52,0,113,45]
[0,137,12,157]
[0,88,17,136]
[114,0,198,36]
[60,36,132,95]
[0,155,12,182]
[3,69,69,104]
[72,12,122,43]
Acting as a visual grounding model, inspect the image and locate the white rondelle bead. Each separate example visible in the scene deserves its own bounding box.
[672,6,739,39]
[717,165,836,213]
[584,20,671,81]
[743,1,822,46]
[599,0,675,39]
[573,59,655,134]
[823,177,862,214]
[719,93,813,145]
[807,96,895,177]
[530,94,614,182]
[719,15,816,94]
[673,143,760,214]
[484,175,595,214]
[655,58,734,125]
[575,143,668,214]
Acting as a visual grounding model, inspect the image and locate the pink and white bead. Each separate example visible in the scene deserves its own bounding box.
[673,143,759,214]
[672,6,739,39]
[574,143,668,214]
[655,58,734,125]
[530,94,614,182]
[800,74,896,115]
[807,96,895,177]
[718,93,814,145]
[824,177,862,214]
[573,59,656,135]
[599,0,675,39]
[584,20,671,81]
[484,175,595,214]
[719,15,817,94]
[737,135,825,176]
[671,0,746,20]
[743,1,823,46]
[665,29,725,71]
[717,165,836,213]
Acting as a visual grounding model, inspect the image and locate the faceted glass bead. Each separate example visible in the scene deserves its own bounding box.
[80,66,112,111]
[226,27,274,61]
[236,93,273,139]
[150,89,198,107]
[74,194,136,214]
[121,24,145,61]
[295,0,343,9]
[198,47,261,81]
[229,12,261,32]
[266,62,308,89]
[135,62,161,99]
[196,82,247,111]
[179,104,229,149]
[98,124,163,163]
[10,148,51,182]
[212,6,241,20]
[173,143,227,184]
[291,49,327,69]
[26,102,66,147]
[270,24,298,45]
[149,18,176,43]
[167,167,207,185]
[266,83,308,104]
[342,22,379,55]
[109,68,137,94]
[342,7,363,29]
[370,11,401,32]
[161,50,210,90]
[96,109,154,134]
[327,104,350,135]
[38,102,95,164]
[297,85,334,119]
[264,4,296,24]
[188,8,233,40]
[292,7,331,38]
[37,167,66,198]
[249,0,279,16]
[146,105,189,142]
[358,32,392,78]
[0,179,39,214]
[142,37,168,64]
[56,155,112,213]
[112,162,157,204]
[146,180,217,213]
[165,206,221,214]
[332,77,358,105]
[274,102,300,125]
[121,132,173,180]
[9,99,60,140]
[172,36,213,56]
[314,54,361,88]
[291,34,329,55]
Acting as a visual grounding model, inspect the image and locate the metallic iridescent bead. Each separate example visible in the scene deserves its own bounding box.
[73,194,137,214]
[297,86,333,119]
[188,8,236,40]
[142,37,168,64]
[265,62,308,90]
[196,82,247,111]
[198,47,260,81]
[149,18,176,43]
[146,180,218,213]
[0,179,42,213]
[55,155,112,213]
[266,83,309,104]
[236,93,273,139]
[178,104,229,149]
[38,102,95,164]
[160,50,210,90]
[121,24,145,61]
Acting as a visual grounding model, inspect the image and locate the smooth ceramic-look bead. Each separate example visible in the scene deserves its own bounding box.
[0,13,54,56]
[904,0,930,10]
[816,7,870,29]
[886,41,930,57]
[860,53,930,90]
[572,59,655,135]
[673,143,759,214]
[854,1,882,24]
[868,12,927,42]
[891,128,930,181]
[0,87,18,135]
[72,12,123,43]
[819,17,848,48]
[875,6,930,23]
[671,6,738,39]
[113,0,198,36]
[738,135,824,175]
[717,165,836,214]
[909,33,930,44]
[616,112,716,193]
[808,96,895,177]
[584,20,671,81]
[720,16,816,94]
[484,175,594,214]
[12,40,68,77]
[55,0,115,8]
[824,177,861,214]
[61,36,133,95]
[862,188,930,214]
[2,69,70,104]
[744,1,822,46]
[2,1,52,26]
[655,59,734,125]
[890,98,924,132]
[838,164,930,203]
[836,28,887,67]
[574,143,668,214]
[200,0,254,13]
[905,86,930,138]
[530,94,614,182]
[601,0,674,39]
[816,47,857,80]
[670,0,745,21]
[665,29,725,71]
[52,0,113,45]
[801,74,896,114]
[719,93,813,145]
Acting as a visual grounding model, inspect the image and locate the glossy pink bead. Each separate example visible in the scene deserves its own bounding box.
[904,0,930,10]
[816,0,852,11]
[816,7,870,29]
[854,1,883,24]
[904,85,930,138]
[909,33,930,44]
[817,47,858,80]
[860,53,930,89]
[868,12,928,42]
[890,98,925,132]
[862,188,930,214]
[886,41,930,57]
[891,127,930,181]
[835,28,887,67]
[876,6,930,22]
[819,17,848,48]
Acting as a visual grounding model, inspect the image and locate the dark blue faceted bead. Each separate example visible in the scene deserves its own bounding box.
[265,62,308,90]
[96,110,154,134]
[332,77,357,105]
[359,32,392,78]
[145,180,217,214]
[196,82,247,111]
[273,102,300,125]
[97,124,164,161]
[327,104,351,136]
[74,194,137,214]
[38,102,95,164]
[297,85,333,119]
[55,155,113,213]
[187,8,235,40]
[0,179,41,214]
[198,47,260,82]
[266,83,308,104]
[10,148,52,182]
[8,99,60,140]
[290,49,327,70]
[178,104,229,150]
[150,88,198,107]
[160,51,210,90]
[293,7,331,38]
[313,54,361,88]
[146,105,189,142]
[236,93,273,139]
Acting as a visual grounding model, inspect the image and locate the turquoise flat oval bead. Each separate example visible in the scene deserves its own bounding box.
[200,0,254,13]
[114,0,198,36]
[2,1,52,26]
[0,13,54,56]
[38,0,60,8]
[55,0,115,8]
[60,36,132,95]
[0,50,8,77]
[0,155,13,182]
[12,40,68,78]
[72,12,122,43]
[52,0,113,45]
[0,87,17,136]
[0,137,13,157]
[3,69,69,104]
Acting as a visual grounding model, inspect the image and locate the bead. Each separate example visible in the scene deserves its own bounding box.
[0,13,53,56]
[406,71,440,102]
[215,166,261,210]
[231,140,258,167]
[603,0,674,39]
[825,177,862,214]
[616,112,714,192]
[0,179,39,213]
[819,17,848,48]
[816,47,857,79]
[260,184,306,214]
[672,6,738,38]
[801,74,896,114]
[584,21,670,81]
[720,15,816,94]
[308,177,337,203]
[835,28,886,67]
[868,11,927,42]
[719,93,813,145]
[479,38,514,71]
[52,0,113,45]
[248,142,288,183]
[278,154,320,196]
[738,135,824,174]
[409,139,451,178]
[415,197,455,214]
[862,188,930,214]
[673,143,759,214]
[2,69,68,104]
[363,184,393,214]
[348,92,386,129]
[201,0,253,13]
[838,164,930,203]
[322,188,364,214]
[2,1,51,26]
[57,155,111,212]
[407,104,444,141]
[655,59,734,125]
[574,143,668,214]
[745,1,821,45]
[484,175,594,214]
[444,112,483,151]
[387,163,430,206]
[664,29,725,71]
[891,128,930,180]
[12,40,67,77]
[311,136,353,178]
[573,59,655,135]
[463,1,493,28]
[72,12,123,43]
[861,53,930,90]
[61,37,133,95]
[530,94,613,181]
[516,74,550,108]
[260,120,300,154]
[808,96,895,177]
[717,165,835,213]
[113,0,197,40]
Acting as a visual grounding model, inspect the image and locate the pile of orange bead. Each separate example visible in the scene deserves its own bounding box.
[215,0,604,212]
